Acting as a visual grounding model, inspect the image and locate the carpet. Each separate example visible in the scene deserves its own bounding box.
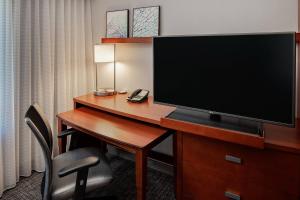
[1,156,175,200]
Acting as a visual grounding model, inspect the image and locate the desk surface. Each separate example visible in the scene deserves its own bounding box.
[74,94,300,154]
[264,119,300,153]
[57,107,169,150]
[74,94,176,125]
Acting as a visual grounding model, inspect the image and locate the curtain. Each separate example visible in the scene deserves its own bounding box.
[0,0,94,196]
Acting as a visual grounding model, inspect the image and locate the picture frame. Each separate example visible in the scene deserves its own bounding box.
[106,9,129,38]
[132,6,160,37]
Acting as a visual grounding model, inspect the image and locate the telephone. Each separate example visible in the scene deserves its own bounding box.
[127,89,149,103]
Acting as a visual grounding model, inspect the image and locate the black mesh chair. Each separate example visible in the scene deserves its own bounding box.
[25,104,113,200]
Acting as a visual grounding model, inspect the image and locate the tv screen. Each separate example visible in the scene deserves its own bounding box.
[153,33,296,126]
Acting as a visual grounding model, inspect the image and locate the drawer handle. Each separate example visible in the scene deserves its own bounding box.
[225,155,242,164]
[225,191,240,200]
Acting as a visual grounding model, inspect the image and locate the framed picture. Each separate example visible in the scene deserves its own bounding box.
[106,9,129,38]
[133,6,160,37]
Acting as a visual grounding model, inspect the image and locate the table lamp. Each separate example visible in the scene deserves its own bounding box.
[94,44,116,96]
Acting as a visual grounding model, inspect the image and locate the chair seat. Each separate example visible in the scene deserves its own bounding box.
[51,147,113,200]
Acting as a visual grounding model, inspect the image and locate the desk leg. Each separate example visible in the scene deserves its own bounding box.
[136,150,147,200]
[173,133,178,199]
[58,118,67,154]
[175,132,183,200]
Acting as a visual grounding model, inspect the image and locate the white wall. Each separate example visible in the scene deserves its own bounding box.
[91,0,298,155]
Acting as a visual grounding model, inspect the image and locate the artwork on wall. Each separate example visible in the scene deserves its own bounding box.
[106,9,129,38]
[132,6,160,37]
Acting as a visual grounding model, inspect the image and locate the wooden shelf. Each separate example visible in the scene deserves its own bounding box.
[102,33,300,44]
[102,34,300,44]
[101,37,152,44]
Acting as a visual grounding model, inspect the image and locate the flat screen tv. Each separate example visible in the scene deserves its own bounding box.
[153,33,296,126]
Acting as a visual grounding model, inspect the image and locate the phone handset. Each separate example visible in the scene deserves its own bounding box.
[128,89,142,99]
[127,89,149,103]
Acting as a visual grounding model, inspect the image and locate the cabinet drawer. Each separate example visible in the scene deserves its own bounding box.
[183,161,241,200]
[183,132,247,172]
[181,133,300,200]
[182,133,247,199]
[240,149,300,199]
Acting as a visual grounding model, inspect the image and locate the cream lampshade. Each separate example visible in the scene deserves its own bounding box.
[94,44,115,63]
[93,44,116,96]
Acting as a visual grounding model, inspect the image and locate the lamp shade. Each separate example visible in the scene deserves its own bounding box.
[94,44,115,63]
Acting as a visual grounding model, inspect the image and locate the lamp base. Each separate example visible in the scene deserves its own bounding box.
[94,88,116,96]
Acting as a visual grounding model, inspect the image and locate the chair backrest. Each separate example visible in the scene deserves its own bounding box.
[25,104,53,200]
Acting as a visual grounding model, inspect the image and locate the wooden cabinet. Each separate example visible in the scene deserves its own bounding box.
[180,132,300,200]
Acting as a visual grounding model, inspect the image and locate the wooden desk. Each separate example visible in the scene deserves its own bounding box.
[57,93,300,200]
[57,94,175,200]
[264,119,300,154]
[73,93,175,125]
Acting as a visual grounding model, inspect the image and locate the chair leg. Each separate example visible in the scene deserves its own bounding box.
[74,168,89,200]
[99,141,108,154]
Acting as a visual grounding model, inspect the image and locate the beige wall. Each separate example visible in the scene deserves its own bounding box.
[91,0,298,155]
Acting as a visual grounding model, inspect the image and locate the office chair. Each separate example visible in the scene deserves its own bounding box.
[25,104,113,200]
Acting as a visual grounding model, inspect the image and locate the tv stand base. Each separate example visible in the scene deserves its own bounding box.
[168,108,264,136]
[209,113,221,122]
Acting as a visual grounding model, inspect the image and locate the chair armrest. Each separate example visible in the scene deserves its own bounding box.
[58,156,100,177]
[57,128,77,138]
